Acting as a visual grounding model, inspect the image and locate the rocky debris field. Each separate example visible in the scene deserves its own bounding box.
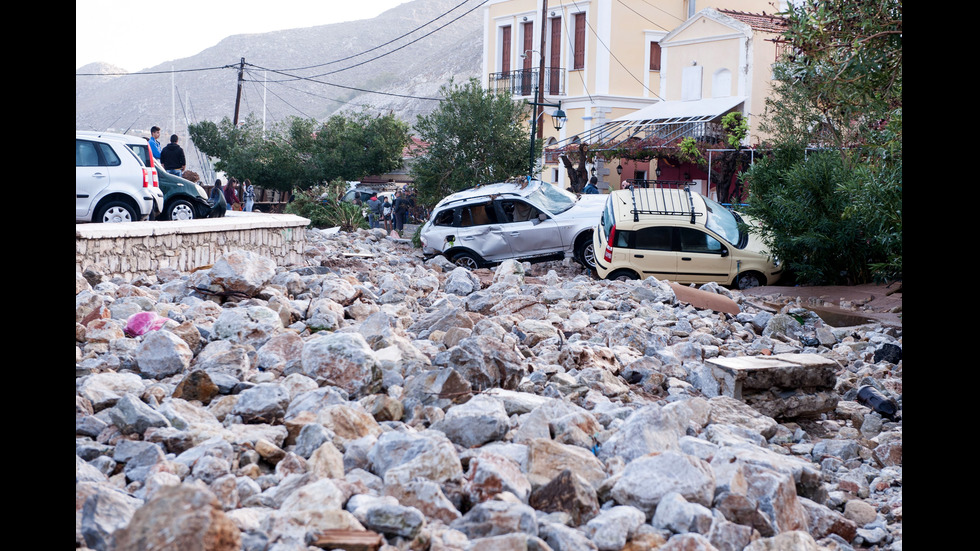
[75,227,902,551]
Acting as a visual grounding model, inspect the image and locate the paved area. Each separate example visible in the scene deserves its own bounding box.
[741,282,902,328]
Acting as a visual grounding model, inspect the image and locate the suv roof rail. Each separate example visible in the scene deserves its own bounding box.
[625,181,700,224]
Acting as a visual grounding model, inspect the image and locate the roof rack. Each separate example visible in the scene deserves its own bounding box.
[624,180,700,224]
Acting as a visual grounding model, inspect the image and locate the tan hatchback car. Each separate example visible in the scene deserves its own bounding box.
[592,185,782,289]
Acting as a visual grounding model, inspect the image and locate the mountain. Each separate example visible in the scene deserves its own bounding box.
[75,0,483,157]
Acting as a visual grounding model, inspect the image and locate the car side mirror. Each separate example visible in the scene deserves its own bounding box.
[721,248,729,257]
[538,213,548,222]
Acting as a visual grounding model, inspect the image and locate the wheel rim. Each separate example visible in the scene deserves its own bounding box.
[453,255,479,270]
[103,206,132,223]
[738,273,762,289]
[171,202,194,220]
[583,243,596,268]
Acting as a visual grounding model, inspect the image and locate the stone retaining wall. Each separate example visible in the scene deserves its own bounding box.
[75,213,312,280]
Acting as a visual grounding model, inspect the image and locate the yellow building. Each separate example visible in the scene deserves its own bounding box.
[481,0,788,195]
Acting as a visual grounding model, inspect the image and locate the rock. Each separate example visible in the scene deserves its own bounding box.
[583,506,646,551]
[301,332,381,398]
[610,451,716,516]
[432,394,510,448]
[528,469,600,525]
[108,484,241,551]
[209,250,277,296]
[451,499,538,540]
[136,329,193,378]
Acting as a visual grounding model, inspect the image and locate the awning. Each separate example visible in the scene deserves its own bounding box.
[553,96,745,151]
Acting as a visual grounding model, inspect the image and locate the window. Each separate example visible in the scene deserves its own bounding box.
[678,228,725,254]
[498,200,541,223]
[501,25,511,73]
[76,139,120,167]
[459,203,498,227]
[635,227,672,251]
[573,13,586,70]
[433,208,455,227]
[649,42,661,71]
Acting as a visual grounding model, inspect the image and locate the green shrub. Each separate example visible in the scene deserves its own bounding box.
[286,184,369,232]
[742,149,885,285]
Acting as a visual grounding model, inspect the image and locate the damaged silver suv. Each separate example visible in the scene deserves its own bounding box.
[419,179,607,269]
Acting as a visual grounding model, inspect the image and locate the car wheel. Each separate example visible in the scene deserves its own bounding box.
[167,199,196,221]
[735,271,765,290]
[451,251,482,270]
[96,200,138,223]
[608,269,639,281]
[575,236,597,270]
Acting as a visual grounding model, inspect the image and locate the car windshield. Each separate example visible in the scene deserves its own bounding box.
[526,183,576,215]
[702,196,743,246]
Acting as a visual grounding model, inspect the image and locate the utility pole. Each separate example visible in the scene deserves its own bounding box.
[233,58,245,126]
[537,0,548,140]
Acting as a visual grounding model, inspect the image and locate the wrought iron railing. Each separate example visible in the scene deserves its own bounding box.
[489,68,565,96]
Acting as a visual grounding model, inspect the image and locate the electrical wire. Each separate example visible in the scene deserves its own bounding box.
[273,0,479,72]
[249,0,488,81]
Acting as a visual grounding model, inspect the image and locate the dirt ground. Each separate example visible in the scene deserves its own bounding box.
[740,281,902,328]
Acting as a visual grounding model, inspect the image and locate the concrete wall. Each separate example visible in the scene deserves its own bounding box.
[75,212,312,280]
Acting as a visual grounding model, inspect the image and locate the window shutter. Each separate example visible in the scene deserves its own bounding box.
[523,22,534,71]
[650,42,661,71]
[574,13,585,69]
[501,26,511,73]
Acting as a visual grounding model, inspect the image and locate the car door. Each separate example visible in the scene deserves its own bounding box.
[494,198,564,259]
[455,201,512,262]
[76,139,117,218]
[628,225,679,280]
[676,227,734,283]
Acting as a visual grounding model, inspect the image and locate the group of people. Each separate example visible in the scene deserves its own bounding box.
[209,178,256,213]
[363,188,415,234]
[148,125,256,216]
[149,126,187,177]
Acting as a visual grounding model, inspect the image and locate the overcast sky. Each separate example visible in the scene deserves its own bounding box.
[76,0,410,73]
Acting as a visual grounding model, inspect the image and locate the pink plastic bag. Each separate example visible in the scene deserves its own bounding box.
[125,311,170,337]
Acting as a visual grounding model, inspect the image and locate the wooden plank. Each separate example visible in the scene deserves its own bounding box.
[309,529,383,551]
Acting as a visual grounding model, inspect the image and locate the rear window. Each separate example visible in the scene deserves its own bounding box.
[124,143,152,167]
[601,196,615,238]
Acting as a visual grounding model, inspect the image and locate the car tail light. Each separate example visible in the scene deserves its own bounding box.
[604,224,616,262]
[143,167,151,188]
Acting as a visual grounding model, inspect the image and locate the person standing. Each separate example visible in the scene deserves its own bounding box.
[382,196,393,233]
[225,177,241,210]
[584,176,599,194]
[367,194,381,229]
[159,134,186,176]
[209,179,227,218]
[393,190,408,234]
[148,126,163,160]
[243,179,255,212]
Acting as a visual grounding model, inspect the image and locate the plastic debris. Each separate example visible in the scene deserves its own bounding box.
[124,311,170,337]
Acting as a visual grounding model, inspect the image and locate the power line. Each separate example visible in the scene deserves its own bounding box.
[273,0,479,72]
[250,0,488,81]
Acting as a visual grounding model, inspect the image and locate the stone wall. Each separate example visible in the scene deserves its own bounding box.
[75,213,311,280]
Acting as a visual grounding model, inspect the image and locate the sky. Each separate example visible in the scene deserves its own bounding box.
[76,0,410,73]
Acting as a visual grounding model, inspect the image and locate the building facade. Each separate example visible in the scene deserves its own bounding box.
[481,0,787,195]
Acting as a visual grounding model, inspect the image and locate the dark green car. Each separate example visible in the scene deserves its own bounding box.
[153,160,216,220]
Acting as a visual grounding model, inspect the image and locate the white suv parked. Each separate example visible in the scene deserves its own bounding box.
[419,179,606,269]
[76,131,163,222]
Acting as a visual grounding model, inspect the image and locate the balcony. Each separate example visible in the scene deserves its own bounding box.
[489,67,565,97]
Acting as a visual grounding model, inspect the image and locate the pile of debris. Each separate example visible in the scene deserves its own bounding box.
[76,226,902,551]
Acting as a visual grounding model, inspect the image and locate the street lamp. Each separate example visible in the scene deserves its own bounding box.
[527,84,565,177]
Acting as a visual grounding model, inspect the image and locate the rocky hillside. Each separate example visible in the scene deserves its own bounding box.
[75,228,902,551]
[75,0,482,138]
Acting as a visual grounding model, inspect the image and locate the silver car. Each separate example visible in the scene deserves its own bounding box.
[420,179,606,269]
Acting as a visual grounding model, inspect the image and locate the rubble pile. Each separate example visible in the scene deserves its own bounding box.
[75,227,902,551]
